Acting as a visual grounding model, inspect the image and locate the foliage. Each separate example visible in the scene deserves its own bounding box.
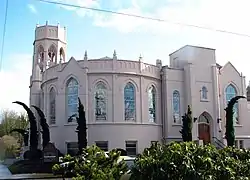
[0,110,28,141]
[180,105,193,142]
[52,145,128,180]
[0,135,20,160]
[76,98,87,154]
[225,96,245,147]
[130,141,250,180]
[32,105,50,149]
[9,128,29,146]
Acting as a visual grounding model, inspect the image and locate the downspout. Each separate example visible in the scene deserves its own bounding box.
[160,70,166,144]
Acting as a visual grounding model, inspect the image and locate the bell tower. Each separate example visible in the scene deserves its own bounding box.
[30,21,67,107]
[29,22,67,149]
[32,21,67,72]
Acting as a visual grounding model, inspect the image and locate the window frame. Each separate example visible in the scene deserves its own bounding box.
[95,141,109,152]
[124,82,136,121]
[94,82,108,121]
[148,85,156,123]
[49,87,56,125]
[172,90,181,124]
[66,78,79,123]
[125,141,137,156]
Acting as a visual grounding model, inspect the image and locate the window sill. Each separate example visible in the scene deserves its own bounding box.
[234,124,243,127]
[95,120,108,122]
[200,99,209,102]
[64,123,78,126]
[49,124,58,127]
[172,123,182,126]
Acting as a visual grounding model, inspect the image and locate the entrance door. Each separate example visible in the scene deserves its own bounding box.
[198,123,210,144]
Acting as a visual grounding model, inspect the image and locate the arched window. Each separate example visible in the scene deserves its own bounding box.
[173,90,181,123]
[48,45,57,63]
[49,88,56,125]
[66,78,79,123]
[201,86,208,100]
[124,82,136,121]
[225,84,239,124]
[59,47,65,62]
[37,45,44,70]
[148,85,156,122]
[95,82,107,120]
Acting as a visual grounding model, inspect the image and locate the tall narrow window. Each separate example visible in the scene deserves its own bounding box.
[124,82,136,121]
[148,85,156,122]
[225,84,239,124]
[66,78,79,123]
[201,86,208,100]
[49,88,56,125]
[173,90,181,124]
[95,82,107,120]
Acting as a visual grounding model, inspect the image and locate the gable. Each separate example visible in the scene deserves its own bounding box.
[60,56,83,72]
[220,61,241,77]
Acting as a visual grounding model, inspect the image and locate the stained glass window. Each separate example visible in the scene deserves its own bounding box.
[49,87,56,125]
[148,85,156,122]
[66,78,79,123]
[201,86,208,99]
[173,90,181,123]
[124,82,136,121]
[95,82,107,120]
[225,84,239,124]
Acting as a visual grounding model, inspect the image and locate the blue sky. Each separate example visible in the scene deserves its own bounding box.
[1,0,250,113]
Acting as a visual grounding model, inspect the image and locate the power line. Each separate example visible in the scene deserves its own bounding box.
[36,0,250,38]
[0,0,9,72]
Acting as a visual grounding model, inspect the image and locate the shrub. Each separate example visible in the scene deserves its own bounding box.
[130,142,250,180]
[52,145,128,180]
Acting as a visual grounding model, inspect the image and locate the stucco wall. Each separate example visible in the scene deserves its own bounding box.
[30,40,250,153]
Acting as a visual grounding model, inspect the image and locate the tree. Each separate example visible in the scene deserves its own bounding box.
[0,110,28,146]
[180,105,193,142]
[0,135,20,160]
[9,129,29,146]
[32,105,50,149]
[0,110,28,136]
[76,98,87,154]
[225,96,246,147]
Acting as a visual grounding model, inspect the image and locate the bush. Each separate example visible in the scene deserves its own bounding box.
[0,135,20,159]
[52,145,128,180]
[130,142,250,180]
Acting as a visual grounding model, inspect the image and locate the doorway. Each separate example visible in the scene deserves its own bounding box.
[198,112,212,145]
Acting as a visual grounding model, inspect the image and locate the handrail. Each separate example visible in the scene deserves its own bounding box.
[212,136,226,149]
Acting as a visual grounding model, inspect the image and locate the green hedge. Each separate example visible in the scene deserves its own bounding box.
[52,145,128,180]
[130,142,250,180]
[53,142,250,180]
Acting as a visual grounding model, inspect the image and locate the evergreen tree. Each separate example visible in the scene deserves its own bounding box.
[225,96,245,147]
[12,101,42,159]
[180,105,193,142]
[32,105,50,149]
[76,98,87,154]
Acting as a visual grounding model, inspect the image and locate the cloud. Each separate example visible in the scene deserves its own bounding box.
[0,54,32,113]
[53,0,250,36]
[27,4,37,14]
[54,0,100,17]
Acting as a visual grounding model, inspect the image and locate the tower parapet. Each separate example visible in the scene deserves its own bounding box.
[33,22,67,72]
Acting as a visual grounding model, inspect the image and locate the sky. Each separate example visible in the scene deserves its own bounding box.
[1,0,250,114]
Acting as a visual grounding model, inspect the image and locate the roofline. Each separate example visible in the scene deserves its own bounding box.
[169,45,216,56]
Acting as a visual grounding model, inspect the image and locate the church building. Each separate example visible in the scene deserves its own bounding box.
[29,23,250,155]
